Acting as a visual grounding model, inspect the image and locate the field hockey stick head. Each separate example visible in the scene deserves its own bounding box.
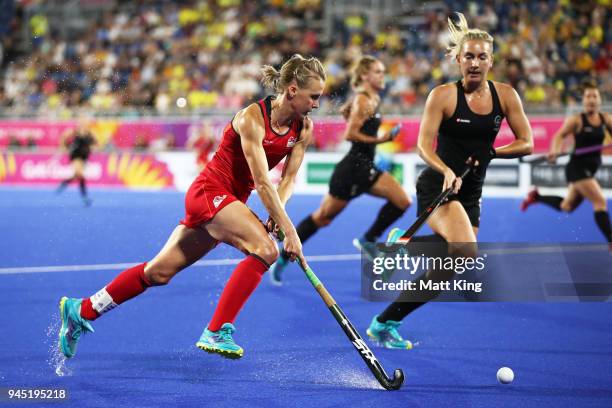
[379,368,404,390]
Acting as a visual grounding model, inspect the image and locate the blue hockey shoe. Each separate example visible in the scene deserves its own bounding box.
[366,315,412,350]
[196,323,244,359]
[58,297,94,358]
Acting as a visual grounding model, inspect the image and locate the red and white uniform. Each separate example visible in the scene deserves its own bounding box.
[181,96,303,228]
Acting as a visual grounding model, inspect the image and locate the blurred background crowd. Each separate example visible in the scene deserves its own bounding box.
[0,0,609,119]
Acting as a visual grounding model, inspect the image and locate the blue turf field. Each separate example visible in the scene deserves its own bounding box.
[1,188,611,407]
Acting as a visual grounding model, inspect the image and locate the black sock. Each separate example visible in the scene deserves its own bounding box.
[594,210,612,242]
[363,202,406,242]
[376,268,440,322]
[376,236,475,322]
[281,215,319,259]
[78,178,88,197]
[377,270,447,322]
[377,236,451,323]
[378,301,426,323]
[537,195,563,211]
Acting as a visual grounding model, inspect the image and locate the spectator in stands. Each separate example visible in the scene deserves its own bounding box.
[0,1,608,116]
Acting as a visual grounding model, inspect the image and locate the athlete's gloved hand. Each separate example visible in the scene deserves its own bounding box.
[273,225,308,269]
[265,217,282,241]
[284,232,306,266]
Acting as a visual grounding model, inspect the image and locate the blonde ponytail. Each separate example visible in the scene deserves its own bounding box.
[260,65,281,91]
[260,54,326,92]
[446,12,494,59]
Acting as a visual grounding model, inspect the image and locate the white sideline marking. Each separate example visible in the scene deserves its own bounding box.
[0,244,607,276]
[0,254,362,275]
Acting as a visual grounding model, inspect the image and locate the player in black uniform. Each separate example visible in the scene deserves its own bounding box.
[521,81,612,246]
[56,122,96,205]
[269,55,411,285]
[366,13,534,348]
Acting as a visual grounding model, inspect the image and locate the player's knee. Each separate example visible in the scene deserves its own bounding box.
[252,240,279,265]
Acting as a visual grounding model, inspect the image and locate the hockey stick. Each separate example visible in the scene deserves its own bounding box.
[275,231,403,390]
[519,143,612,165]
[397,157,476,242]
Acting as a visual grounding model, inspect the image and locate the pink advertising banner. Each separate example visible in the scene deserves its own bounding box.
[0,152,174,188]
[0,119,196,149]
[0,116,566,152]
[312,117,566,153]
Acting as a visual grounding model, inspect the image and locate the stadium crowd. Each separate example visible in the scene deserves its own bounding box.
[0,0,609,117]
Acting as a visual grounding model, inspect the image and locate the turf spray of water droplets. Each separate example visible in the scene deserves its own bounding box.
[45,313,73,377]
